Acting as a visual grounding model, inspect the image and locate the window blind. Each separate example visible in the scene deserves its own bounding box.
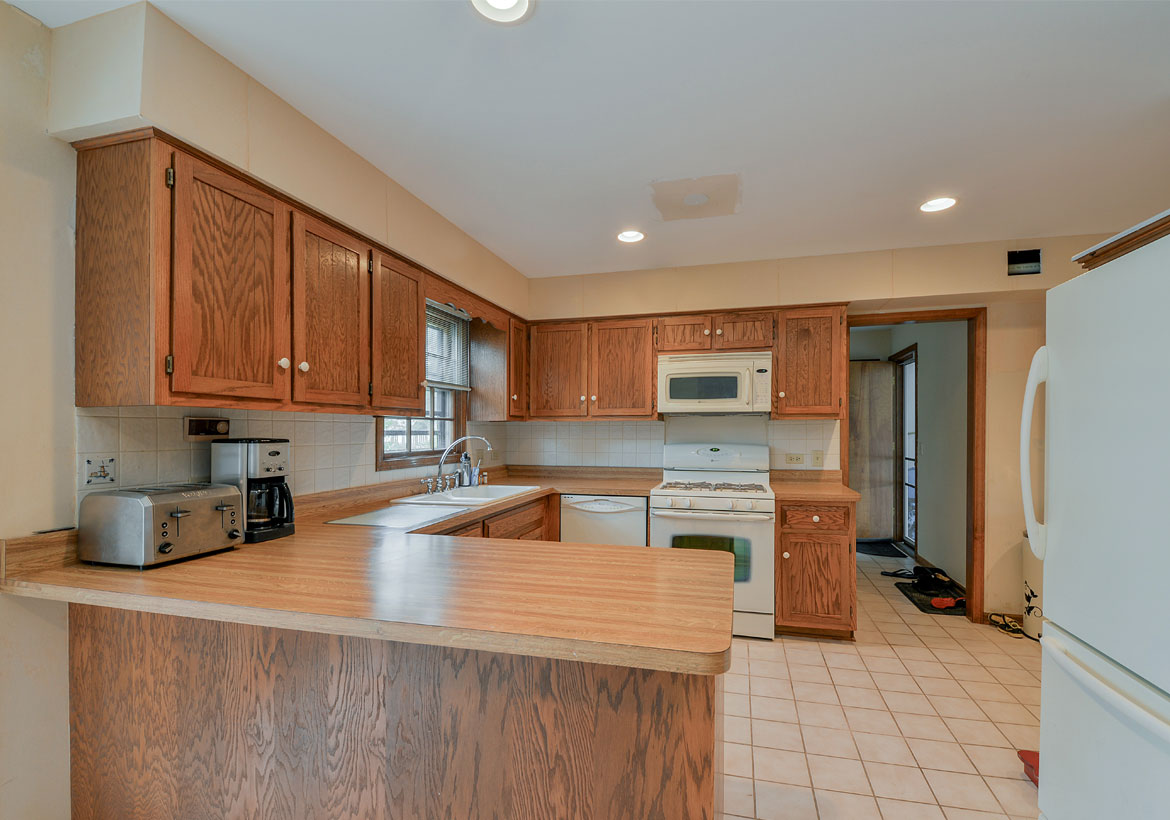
[424,301,471,391]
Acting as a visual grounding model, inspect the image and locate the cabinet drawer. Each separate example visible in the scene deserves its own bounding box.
[516,524,547,541]
[484,500,546,540]
[781,504,851,532]
[445,521,484,537]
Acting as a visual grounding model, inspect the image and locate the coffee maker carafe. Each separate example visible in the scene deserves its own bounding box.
[210,438,295,542]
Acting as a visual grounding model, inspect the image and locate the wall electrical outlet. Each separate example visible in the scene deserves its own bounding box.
[811,450,824,467]
[82,455,116,486]
[784,453,804,465]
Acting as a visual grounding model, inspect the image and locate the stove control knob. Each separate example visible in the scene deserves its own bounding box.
[679,498,692,509]
[743,500,756,510]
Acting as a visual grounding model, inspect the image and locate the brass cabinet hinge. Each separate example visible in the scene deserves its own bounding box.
[368,382,373,397]
[368,253,374,274]
[164,167,175,188]
[165,354,174,375]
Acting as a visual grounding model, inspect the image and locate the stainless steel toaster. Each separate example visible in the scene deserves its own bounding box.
[78,483,244,567]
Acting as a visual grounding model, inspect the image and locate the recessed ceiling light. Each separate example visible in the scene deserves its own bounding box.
[920,196,957,213]
[617,230,645,243]
[683,193,709,207]
[470,0,533,24]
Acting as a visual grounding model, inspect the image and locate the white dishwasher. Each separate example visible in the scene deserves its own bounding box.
[559,495,648,546]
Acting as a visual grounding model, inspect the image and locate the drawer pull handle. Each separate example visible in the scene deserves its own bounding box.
[511,394,518,401]
[812,515,821,523]
[277,357,290,369]
[298,361,310,372]
[778,391,786,398]
[703,329,711,336]
[782,551,790,559]
[716,328,723,335]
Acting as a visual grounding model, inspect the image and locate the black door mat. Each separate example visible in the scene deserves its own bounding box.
[858,540,911,558]
[895,581,967,616]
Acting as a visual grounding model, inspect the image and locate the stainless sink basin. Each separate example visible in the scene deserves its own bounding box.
[394,485,541,507]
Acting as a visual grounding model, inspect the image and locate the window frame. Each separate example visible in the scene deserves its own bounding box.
[375,387,467,470]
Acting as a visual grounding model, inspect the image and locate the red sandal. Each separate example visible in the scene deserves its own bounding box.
[931,596,966,609]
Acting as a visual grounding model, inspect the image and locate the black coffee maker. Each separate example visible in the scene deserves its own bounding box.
[210,438,295,542]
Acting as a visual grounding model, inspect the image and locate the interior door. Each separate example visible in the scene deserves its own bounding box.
[291,212,370,406]
[371,252,425,411]
[508,318,528,419]
[590,318,654,416]
[170,152,290,400]
[777,533,854,630]
[713,311,775,350]
[848,361,897,539]
[775,306,844,416]
[528,322,589,417]
[656,314,713,352]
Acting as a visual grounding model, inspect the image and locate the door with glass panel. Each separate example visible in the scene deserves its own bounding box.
[892,346,917,548]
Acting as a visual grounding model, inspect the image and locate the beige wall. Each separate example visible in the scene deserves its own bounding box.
[0,4,74,816]
[47,3,529,316]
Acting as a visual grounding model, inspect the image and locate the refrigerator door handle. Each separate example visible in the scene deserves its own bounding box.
[1045,634,1170,747]
[1021,345,1049,559]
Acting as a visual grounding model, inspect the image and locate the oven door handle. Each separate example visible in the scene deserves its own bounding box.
[650,510,774,522]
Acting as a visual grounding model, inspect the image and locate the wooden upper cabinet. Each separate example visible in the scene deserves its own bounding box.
[656,314,713,352]
[775,305,845,417]
[371,252,426,411]
[590,319,655,416]
[291,213,370,407]
[776,532,855,631]
[170,152,291,400]
[713,311,775,350]
[508,319,529,419]
[529,322,589,417]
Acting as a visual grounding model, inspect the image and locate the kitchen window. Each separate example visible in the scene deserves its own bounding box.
[376,302,470,470]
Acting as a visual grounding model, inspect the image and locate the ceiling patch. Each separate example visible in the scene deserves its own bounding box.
[651,174,740,221]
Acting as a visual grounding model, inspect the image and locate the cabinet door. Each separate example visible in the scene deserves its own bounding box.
[371,252,425,410]
[777,533,855,631]
[714,311,775,350]
[775,306,844,416]
[291,212,370,406]
[170,152,290,400]
[529,322,589,417]
[508,319,528,419]
[590,318,655,417]
[656,314,713,352]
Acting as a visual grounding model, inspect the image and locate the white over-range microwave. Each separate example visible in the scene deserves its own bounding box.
[656,351,772,414]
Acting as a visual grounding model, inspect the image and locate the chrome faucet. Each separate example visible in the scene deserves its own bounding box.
[436,436,493,486]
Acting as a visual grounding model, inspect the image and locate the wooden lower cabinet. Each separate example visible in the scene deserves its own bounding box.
[446,521,484,537]
[483,500,548,540]
[775,502,857,634]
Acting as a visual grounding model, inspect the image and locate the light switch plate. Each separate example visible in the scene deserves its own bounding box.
[811,450,824,467]
[81,455,116,486]
[785,453,804,465]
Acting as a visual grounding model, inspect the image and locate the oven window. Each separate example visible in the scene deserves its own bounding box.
[670,535,750,582]
[668,375,740,401]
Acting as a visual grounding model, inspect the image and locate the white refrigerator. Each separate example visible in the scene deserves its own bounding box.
[1021,212,1170,820]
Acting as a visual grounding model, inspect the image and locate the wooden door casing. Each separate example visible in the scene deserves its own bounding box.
[371,252,425,411]
[508,319,529,419]
[777,532,854,631]
[775,306,844,417]
[713,311,775,351]
[529,323,589,417]
[170,152,290,400]
[656,314,713,352]
[291,212,370,407]
[590,318,655,416]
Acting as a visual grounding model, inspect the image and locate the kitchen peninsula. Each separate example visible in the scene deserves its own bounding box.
[1,513,732,819]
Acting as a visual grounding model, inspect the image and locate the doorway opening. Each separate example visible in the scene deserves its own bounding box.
[846,308,987,623]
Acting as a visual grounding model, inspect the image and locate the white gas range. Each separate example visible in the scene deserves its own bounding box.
[650,442,775,640]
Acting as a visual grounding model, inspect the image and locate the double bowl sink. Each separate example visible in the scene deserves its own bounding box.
[393,484,541,507]
[328,484,542,529]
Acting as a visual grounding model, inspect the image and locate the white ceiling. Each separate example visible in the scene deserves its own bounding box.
[16,0,1170,278]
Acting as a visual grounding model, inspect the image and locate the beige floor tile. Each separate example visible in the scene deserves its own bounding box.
[825,652,867,670]
[887,633,928,647]
[816,788,883,819]
[723,774,755,817]
[789,663,833,683]
[796,701,849,729]
[854,732,917,766]
[838,685,888,710]
[863,761,936,803]
[753,781,817,820]
[865,656,912,675]
[988,667,1039,687]
[948,664,998,683]
[724,742,754,777]
[831,667,878,689]
[975,700,1037,726]
[883,691,937,715]
[785,648,825,667]
[750,676,795,699]
[752,718,804,751]
[753,747,810,787]
[793,680,840,705]
[894,646,939,661]
[917,677,969,698]
[845,706,902,736]
[940,809,1009,820]
[960,681,1017,703]
[971,652,1021,670]
[750,659,790,680]
[942,718,1010,748]
[801,726,859,759]
[724,692,750,717]
[1013,686,1041,706]
[961,745,1028,780]
[748,640,788,660]
[983,776,1037,814]
[997,723,1040,751]
[904,659,953,678]
[725,715,752,745]
[751,694,798,723]
[923,770,1002,812]
[906,738,977,774]
[929,695,987,720]
[724,673,749,694]
[894,713,955,741]
[878,798,948,818]
[932,649,978,665]
[859,644,900,658]
[807,753,872,795]
[729,657,750,675]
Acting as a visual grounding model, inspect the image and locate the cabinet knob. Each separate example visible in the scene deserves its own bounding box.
[511,394,518,401]
[298,361,310,372]
[812,515,821,523]
[782,551,790,559]
[580,395,586,402]
[277,357,290,369]
[716,328,724,335]
[703,329,711,336]
[778,391,786,398]
[591,395,597,402]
